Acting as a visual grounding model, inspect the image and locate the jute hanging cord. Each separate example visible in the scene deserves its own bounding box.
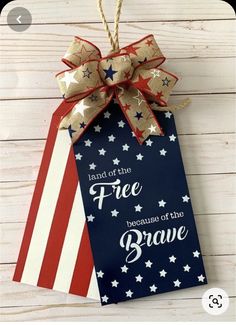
[96,0,190,111]
[97,0,123,52]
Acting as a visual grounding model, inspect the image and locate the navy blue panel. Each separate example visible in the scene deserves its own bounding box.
[70,99,207,305]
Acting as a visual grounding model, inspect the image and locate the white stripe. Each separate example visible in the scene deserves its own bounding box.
[87,267,100,300]
[53,184,85,292]
[21,130,72,285]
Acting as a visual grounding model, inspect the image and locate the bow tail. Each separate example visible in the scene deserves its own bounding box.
[115,86,163,144]
[131,66,178,107]
[60,87,114,144]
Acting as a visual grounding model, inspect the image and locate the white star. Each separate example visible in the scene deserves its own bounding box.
[146,139,153,146]
[89,163,96,170]
[158,199,166,207]
[151,69,161,78]
[160,148,167,156]
[121,55,129,62]
[113,158,120,165]
[108,134,116,142]
[60,70,78,89]
[125,290,133,298]
[136,153,144,161]
[193,250,200,258]
[113,97,119,105]
[121,265,129,273]
[173,279,181,287]
[148,124,156,133]
[94,125,102,132]
[169,134,176,142]
[87,214,95,222]
[135,204,143,212]
[169,255,177,263]
[98,148,106,156]
[111,280,119,287]
[198,274,205,282]
[183,264,191,272]
[150,284,157,292]
[165,111,172,119]
[97,270,104,278]
[73,101,90,117]
[182,195,190,203]
[135,274,143,282]
[75,153,82,160]
[122,144,130,151]
[118,120,125,128]
[111,209,119,217]
[133,89,145,106]
[131,131,136,137]
[101,295,109,303]
[84,139,92,147]
[159,269,167,277]
[145,260,153,268]
[104,111,111,119]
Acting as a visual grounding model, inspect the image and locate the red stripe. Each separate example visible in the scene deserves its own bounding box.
[69,224,94,296]
[13,101,75,282]
[37,148,78,288]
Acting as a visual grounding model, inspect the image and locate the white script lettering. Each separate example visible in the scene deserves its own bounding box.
[120,226,189,263]
[89,179,142,210]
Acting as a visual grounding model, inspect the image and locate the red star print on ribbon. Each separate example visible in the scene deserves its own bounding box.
[56,34,179,144]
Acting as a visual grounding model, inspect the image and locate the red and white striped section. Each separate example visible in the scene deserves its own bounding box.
[13,102,99,300]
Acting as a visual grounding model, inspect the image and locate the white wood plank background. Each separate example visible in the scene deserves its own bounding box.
[0,0,235,321]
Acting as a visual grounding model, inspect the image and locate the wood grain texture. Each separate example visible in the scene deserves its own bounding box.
[0,0,235,321]
[1,0,235,23]
[1,20,235,61]
[1,256,235,307]
[1,214,235,264]
[1,174,236,224]
[0,298,235,322]
[1,58,235,99]
[0,134,235,182]
[1,95,235,140]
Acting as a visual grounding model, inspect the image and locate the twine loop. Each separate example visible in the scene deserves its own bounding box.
[97,0,123,52]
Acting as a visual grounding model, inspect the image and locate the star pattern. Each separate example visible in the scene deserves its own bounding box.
[75,153,83,160]
[94,125,102,133]
[134,204,143,212]
[71,102,206,305]
[136,153,144,161]
[103,64,118,81]
[60,70,78,89]
[182,195,190,203]
[122,144,130,151]
[145,260,153,268]
[121,265,129,273]
[162,77,171,86]
[98,148,106,156]
[146,139,153,146]
[82,67,92,78]
[87,214,95,222]
[135,274,143,282]
[160,148,167,156]
[111,209,119,217]
[159,269,167,277]
[158,199,166,207]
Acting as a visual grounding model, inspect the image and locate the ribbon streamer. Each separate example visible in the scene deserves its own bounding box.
[56,34,185,144]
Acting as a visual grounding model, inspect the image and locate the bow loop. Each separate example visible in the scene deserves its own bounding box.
[120,34,165,69]
[56,34,181,144]
[62,36,101,68]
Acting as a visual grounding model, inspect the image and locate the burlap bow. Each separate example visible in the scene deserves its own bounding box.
[57,34,179,144]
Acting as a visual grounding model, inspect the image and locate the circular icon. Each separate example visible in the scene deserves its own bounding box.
[7,7,32,32]
[202,288,229,316]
